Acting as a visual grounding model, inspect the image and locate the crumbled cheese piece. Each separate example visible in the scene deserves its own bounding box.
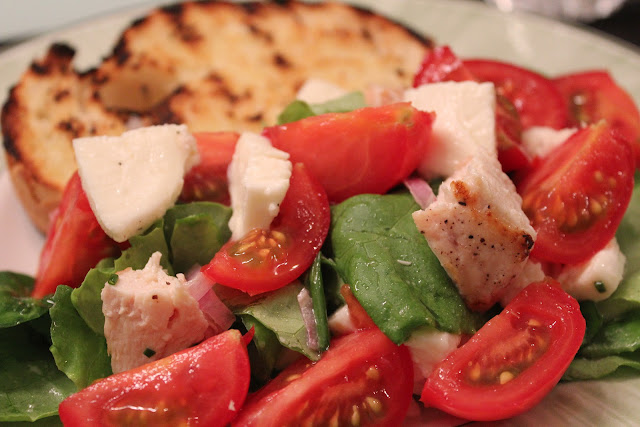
[521,126,577,159]
[405,328,461,394]
[403,81,497,179]
[227,132,292,240]
[73,124,199,242]
[413,152,536,311]
[557,239,626,301]
[101,252,208,373]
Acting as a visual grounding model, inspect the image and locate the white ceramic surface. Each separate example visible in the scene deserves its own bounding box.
[1,1,639,424]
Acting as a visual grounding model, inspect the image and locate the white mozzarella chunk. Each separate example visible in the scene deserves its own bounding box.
[521,126,577,159]
[557,239,626,301]
[227,132,292,240]
[73,124,199,242]
[101,252,208,373]
[296,78,348,104]
[405,328,461,394]
[403,81,497,179]
[500,259,546,306]
[413,153,536,311]
[327,305,357,336]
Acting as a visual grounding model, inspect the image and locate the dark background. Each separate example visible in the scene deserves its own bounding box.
[588,0,640,48]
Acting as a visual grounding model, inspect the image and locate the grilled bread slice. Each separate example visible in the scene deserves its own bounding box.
[2,1,432,233]
[1,44,128,233]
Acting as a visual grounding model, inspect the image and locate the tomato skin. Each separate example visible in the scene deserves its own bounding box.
[233,328,413,426]
[32,172,119,298]
[58,329,250,427]
[263,103,434,203]
[203,163,330,295]
[179,131,239,205]
[413,45,475,86]
[553,70,640,168]
[464,59,569,129]
[421,279,585,422]
[518,122,634,264]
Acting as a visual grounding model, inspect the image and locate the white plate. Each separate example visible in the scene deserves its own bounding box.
[1,0,639,424]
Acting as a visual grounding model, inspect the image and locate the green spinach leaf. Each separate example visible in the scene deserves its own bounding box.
[306,253,329,352]
[0,271,50,328]
[164,202,231,273]
[49,286,112,389]
[330,193,483,344]
[277,91,366,124]
[0,323,75,422]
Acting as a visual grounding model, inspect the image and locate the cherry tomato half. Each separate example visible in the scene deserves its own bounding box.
[234,328,414,426]
[179,131,239,205]
[464,59,569,129]
[412,46,529,172]
[59,329,251,427]
[553,70,640,168]
[263,103,434,203]
[421,279,585,422]
[517,122,634,264]
[203,163,330,295]
[32,172,120,298]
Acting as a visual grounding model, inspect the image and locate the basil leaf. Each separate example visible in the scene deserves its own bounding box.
[578,313,640,358]
[164,202,232,273]
[0,271,51,328]
[49,286,112,389]
[114,220,172,274]
[330,193,483,344]
[0,323,75,422]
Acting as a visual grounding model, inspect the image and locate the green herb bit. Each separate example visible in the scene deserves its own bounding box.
[143,347,156,358]
[594,281,607,293]
[107,274,119,286]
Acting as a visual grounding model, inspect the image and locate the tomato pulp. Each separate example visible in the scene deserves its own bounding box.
[203,163,330,295]
[234,328,414,426]
[58,329,251,427]
[421,280,585,421]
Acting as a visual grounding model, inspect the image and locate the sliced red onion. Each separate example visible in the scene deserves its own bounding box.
[404,176,437,210]
[184,266,235,335]
[297,287,319,351]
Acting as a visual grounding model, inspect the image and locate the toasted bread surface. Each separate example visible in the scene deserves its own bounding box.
[2,1,432,232]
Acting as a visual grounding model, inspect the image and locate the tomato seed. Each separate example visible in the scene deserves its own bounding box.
[365,365,380,381]
[499,371,515,384]
[364,396,383,415]
[351,405,361,426]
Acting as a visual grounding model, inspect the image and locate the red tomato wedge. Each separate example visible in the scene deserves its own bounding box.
[179,131,239,205]
[32,172,120,298]
[203,163,330,295]
[263,103,434,203]
[464,59,569,129]
[553,70,640,167]
[59,329,251,427]
[518,122,634,264]
[412,46,529,172]
[421,279,585,422]
[233,328,413,426]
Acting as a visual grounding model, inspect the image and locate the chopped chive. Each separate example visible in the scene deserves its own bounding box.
[594,281,607,293]
[143,348,156,358]
[107,274,119,286]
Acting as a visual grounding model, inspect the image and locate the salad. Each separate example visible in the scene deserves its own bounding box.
[2,8,640,427]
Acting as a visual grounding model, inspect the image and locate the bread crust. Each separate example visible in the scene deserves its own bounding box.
[2,1,432,233]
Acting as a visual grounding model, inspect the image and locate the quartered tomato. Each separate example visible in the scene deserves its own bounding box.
[421,279,585,422]
[203,163,330,295]
[517,122,634,264]
[412,46,529,172]
[233,328,413,426]
[263,103,434,203]
[32,172,120,298]
[464,59,569,129]
[179,131,239,205]
[59,329,251,427]
[553,70,640,167]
